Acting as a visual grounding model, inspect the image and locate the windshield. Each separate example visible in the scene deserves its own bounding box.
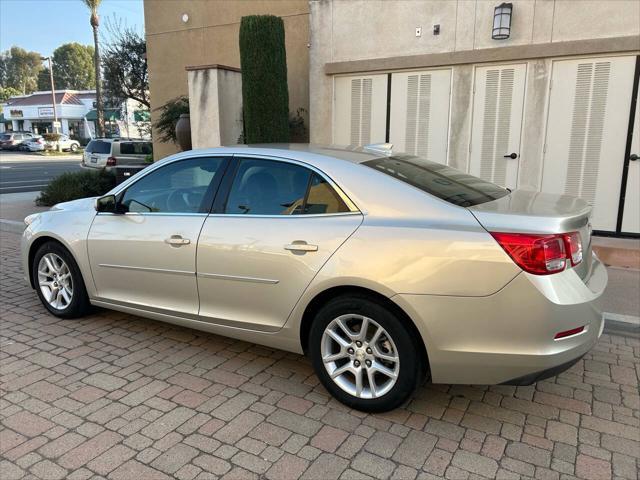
[85,140,111,154]
[364,155,509,207]
[0,134,10,140]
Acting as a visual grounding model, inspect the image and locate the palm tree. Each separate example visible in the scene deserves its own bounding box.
[83,0,105,137]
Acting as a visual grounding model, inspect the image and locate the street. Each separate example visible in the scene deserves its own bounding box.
[0,151,82,194]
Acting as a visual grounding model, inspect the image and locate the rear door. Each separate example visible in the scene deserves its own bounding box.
[196,156,363,331]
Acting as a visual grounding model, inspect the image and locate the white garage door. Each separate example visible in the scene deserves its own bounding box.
[388,69,452,163]
[469,64,527,190]
[333,75,388,146]
[542,56,636,232]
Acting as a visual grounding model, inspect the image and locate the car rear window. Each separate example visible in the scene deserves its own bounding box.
[364,155,509,207]
[0,134,10,140]
[85,140,111,154]
[120,142,153,155]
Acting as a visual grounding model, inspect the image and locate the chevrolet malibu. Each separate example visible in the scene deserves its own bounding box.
[22,145,607,412]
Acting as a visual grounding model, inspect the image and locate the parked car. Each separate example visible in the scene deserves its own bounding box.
[82,138,152,171]
[0,132,36,150]
[46,134,81,152]
[24,136,46,152]
[22,145,607,412]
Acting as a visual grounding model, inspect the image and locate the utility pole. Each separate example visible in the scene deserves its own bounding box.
[40,56,59,134]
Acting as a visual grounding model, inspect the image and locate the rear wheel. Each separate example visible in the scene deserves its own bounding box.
[32,241,91,318]
[70,143,79,152]
[309,295,424,412]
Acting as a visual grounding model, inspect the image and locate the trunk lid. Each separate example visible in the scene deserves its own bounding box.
[469,190,593,279]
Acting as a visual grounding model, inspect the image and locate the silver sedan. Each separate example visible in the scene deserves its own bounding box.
[21,145,607,412]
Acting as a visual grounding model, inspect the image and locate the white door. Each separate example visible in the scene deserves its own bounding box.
[389,69,451,163]
[622,85,640,234]
[333,74,387,146]
[469,64,527,190]
[542,56,636,232]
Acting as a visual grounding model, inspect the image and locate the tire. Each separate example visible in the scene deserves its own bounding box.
[32,241,91,319]
[309,294,425,412]
[70,143,78,152]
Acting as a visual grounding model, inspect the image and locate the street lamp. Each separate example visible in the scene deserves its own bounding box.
[40,56,59,134]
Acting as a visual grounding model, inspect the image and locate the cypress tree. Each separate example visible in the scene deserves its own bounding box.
[239,15,290,143]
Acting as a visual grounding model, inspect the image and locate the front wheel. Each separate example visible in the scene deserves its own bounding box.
[309,295,424,412]
[32,241,91,318]
[70,143,79,152]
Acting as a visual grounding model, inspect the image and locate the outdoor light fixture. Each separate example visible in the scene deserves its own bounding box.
[492,2,513,40]
[181,13,189,23]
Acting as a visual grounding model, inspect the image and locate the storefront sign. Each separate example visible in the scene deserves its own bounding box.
[38,107,56,117]
[9,109,23,118]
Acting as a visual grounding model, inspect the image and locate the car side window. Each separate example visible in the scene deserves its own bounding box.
[224,158,351,216]
[304,173,350,214]
[120,157,225,214]
[225,159,312,215]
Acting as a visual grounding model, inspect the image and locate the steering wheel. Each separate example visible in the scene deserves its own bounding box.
[167,188,196,212]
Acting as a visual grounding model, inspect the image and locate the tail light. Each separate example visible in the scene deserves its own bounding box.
[106,157,117,166]
[490,232,582,275]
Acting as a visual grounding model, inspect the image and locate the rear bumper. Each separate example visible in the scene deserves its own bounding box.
[394,253,607,385]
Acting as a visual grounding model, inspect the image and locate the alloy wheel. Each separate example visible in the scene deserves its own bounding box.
[38,253,73,310]
[321,314,400,399]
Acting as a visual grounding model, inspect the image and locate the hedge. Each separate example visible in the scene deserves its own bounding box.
[36,170,116,207]
[239,15,290,144]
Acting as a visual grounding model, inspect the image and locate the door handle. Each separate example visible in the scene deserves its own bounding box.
[284,242,318,253]
[165,235,191,246]
[503,153,518,159]
[630,154,639,161]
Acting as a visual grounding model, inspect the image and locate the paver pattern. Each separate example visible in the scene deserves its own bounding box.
[1,230,638,480]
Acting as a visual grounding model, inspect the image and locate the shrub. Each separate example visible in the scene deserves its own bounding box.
[153,95,189,143]
[43,133,62,142]
[36,170,116,207]
[239,15,290,143]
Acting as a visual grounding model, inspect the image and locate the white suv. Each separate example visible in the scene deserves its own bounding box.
[82,138,153,171]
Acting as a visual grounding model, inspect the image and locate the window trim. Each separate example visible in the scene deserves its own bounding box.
[98,156,232,216]
[212,154,361,217]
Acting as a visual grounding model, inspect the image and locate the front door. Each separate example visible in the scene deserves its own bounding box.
[197,156,363,331]
[469,63,527,190]
[88,156,228,315]
[621,83,640,234]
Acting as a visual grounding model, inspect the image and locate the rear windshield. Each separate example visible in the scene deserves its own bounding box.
[120,142,152,155]
[0,134,10,140]
[85,140,111,154]
[364,155,509,207]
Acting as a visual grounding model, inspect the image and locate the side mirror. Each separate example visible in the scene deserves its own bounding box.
[95,194,118,213]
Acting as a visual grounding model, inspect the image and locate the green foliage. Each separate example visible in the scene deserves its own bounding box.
[0,46,43,94]
[0,86,21,102]
[103,20,149,107]
[43,133,62,142]
[239,15,290,143]
[36,170,116,207]
[51,43,95,90]
[153,96,189,143]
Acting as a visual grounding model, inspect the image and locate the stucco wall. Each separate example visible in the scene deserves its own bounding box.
[144,0,310,160]
[309,0,640,195]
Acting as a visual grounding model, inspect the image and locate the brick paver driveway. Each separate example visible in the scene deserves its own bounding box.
[1,230,638,480]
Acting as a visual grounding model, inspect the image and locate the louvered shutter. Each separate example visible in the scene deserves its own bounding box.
[333,75,387,146]
[542,56,635,231]
[389,69,451,163]
[469,64,527,189]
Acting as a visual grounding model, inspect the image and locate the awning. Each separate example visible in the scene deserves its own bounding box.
[85,108,121,121]
[134,110,150,122]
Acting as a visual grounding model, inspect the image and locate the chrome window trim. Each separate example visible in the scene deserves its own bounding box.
[206,212,362,219]
[96,212,208,217]
[232,153,361,214]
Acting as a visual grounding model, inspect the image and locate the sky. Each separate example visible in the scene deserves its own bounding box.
[0,0,145,57]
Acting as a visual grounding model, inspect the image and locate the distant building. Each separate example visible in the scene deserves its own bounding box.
[1,90,150,140]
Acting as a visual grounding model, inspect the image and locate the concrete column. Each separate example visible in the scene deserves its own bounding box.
[309,0,334,145]
[22,119,32,132]
[11,120,19,131]
[61,119,70,135]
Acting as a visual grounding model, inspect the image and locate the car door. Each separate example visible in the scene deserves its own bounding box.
[88,156,230,315]
[196,155,363,332]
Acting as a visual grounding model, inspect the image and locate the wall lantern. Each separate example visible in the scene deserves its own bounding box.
[492,3,513,40]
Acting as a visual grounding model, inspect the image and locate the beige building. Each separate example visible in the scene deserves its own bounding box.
[310,0,640,236]
[143,0,310,159]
